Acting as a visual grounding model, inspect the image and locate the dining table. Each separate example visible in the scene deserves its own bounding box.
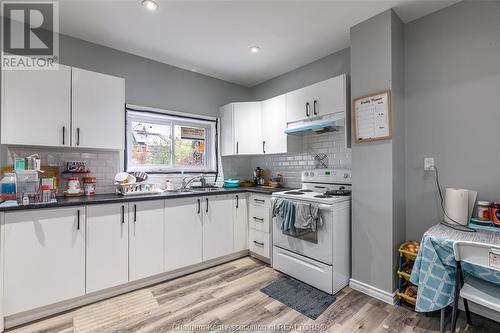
[410,223,500,332]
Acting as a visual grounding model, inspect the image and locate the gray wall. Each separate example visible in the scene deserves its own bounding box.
[250,48,350,100]
[351,10,405,294]
[59,34,251,117]
[405,0,500,240]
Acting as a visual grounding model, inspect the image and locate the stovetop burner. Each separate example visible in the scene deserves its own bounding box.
[314,195,333,198]
[298,189,313,193]
[284,191,305,195]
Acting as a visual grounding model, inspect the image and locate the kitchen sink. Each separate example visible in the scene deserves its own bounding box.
[189,187,222,192]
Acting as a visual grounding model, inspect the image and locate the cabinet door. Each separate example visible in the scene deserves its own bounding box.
[1,65,71,146]
[129,201,165,281]
[165,197,203,271]
[3,207,85,315]
[203,195,234,261]
[72,68,125,150]
[219,104,234,156]
[233,194,248,252]
[286,85,313,123]
[262,94,301,154]
[233,102,262,155]
[310,75,346,117]
[86,203,128,293]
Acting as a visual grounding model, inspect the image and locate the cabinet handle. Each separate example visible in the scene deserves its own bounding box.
[236,142,239,154]
[62,126,66,145]
[262,141,266,154]
[253,240,265,247]
[313,100,318,115]
[253,217,264,222]
[77,128,80,146]
[77,209,80,230]
[236,195,239,208]
[306,102,310,117]
[134,204,137,222]
[121,205,125,224]
[205,198,209,213]
[197,198,201,214]
[254,198,265,203]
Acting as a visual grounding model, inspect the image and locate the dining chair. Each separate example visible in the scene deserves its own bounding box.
[451,241,500,332]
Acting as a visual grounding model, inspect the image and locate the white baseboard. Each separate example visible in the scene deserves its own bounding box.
[349,279,395,305]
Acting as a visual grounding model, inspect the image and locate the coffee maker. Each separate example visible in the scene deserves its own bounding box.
[253,167,265,186]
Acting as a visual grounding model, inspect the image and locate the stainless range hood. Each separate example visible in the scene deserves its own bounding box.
[284,114,345,136]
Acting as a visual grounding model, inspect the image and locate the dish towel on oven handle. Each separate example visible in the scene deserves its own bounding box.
[272,198,296,233]
[295,202,322,231]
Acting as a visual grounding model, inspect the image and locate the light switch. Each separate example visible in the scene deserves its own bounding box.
[424,157,435,171]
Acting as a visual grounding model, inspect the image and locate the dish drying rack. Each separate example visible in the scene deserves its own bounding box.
[115,182,162,196]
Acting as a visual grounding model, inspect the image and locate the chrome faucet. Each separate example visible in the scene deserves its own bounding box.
[181,174,207,190]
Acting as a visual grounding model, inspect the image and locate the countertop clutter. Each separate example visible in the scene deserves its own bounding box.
[0,186,291,212]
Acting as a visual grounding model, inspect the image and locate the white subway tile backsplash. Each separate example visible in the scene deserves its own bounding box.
[221,129,351,188]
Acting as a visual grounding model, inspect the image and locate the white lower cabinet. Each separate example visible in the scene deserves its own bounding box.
[203,195,234,261]
[3,207,85,316]
[86,203,129,293]
[1,193,252,320]
[248,194,272,261]
[233,194,248,252]
[129,201,165,281]
[165,197,203,271]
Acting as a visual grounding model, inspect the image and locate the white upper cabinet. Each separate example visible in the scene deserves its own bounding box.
[3,207,85,316]
[72,68,125,150]
[286,74,347,123]
[261,94,301,154]
[165,197,203,272]
[86,203,129,293]
[129,201,165,281]
[285,84,314,123]
[219,103,234,156]
[219,75,347,156]
[220,102,263,155]
[1,65,124,149]
[233,102,263,155]
[1,65,71,146]
[203,195,234,261]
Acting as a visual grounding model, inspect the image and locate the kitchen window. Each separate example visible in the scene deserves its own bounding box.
[126,109,217,173]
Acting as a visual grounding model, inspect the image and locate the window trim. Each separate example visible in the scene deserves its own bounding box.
[125,105,218,174]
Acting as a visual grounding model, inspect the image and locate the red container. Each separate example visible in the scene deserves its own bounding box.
[491,203,500,227]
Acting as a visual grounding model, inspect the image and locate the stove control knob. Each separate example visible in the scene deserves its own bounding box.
[344,173,350,179]
[304,172,309,177]
[310,172,315,177]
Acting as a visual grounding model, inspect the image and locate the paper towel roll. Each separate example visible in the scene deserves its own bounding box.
[444,188,469,225]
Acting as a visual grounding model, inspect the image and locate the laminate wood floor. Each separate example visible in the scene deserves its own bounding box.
[7,257,500,333]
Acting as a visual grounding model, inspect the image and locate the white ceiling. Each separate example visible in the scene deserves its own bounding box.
[58,0,459,87]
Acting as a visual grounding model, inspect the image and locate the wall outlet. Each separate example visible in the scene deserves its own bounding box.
[424,157,435,171]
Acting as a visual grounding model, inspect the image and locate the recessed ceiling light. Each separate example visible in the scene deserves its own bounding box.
[249,46,261,54]
[142,0,159,11]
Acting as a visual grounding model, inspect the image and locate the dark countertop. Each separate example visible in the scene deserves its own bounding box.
[0,186,294,212]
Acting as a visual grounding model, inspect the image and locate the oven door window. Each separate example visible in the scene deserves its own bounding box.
[283,228,318,244]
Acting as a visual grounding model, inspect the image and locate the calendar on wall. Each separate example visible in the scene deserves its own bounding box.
[352,90,392,143]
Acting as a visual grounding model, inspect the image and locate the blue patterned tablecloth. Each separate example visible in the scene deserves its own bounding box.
[410,224,500,312]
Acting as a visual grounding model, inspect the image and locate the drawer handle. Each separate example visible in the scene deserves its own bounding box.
[254,199,265,203]
[253,241,265,247]
[253,217,264,222]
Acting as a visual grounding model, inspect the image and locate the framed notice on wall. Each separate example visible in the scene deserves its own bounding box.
[352,90,392,143]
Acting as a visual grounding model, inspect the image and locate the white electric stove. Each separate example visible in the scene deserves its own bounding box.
[271,169,351,295]
[273,168,351,204]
